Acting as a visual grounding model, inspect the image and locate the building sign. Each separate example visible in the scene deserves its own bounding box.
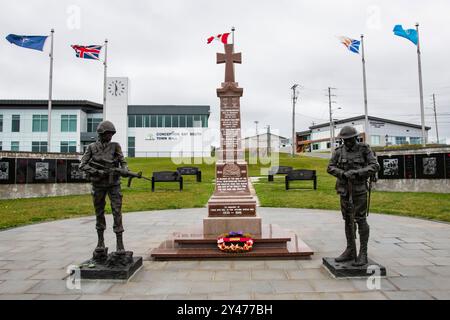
[144,131,202,142]
[370,121,385,128]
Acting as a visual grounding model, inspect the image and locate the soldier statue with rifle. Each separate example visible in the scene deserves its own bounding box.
[80,120,149,257]
[327,126,379,266]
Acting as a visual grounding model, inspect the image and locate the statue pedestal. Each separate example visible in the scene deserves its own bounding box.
[322,257,386,278]
[79,251,143,280]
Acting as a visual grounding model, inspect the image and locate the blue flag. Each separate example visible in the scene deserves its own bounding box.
[6,34,48,51]
[393,25,418,45]
[339,36,361,54]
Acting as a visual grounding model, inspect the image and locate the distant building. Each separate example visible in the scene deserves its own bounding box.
[0,77,211,157]
[296,115,431,152]
[242,133,290,153]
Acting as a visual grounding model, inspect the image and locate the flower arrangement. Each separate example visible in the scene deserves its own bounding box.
[217,231,254,253]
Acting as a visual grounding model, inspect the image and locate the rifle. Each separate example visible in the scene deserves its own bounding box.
[347,179,358,262]
[366,173,377,217]
[88,160,151,187]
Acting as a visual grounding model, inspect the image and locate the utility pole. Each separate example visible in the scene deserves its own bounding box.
[254,120,259,154]
[327,87,337,149]
[432,94,439,144]
[291,84,300,157]
[266,125,271,156]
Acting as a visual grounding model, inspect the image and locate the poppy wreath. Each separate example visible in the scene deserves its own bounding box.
[217,231,254,253]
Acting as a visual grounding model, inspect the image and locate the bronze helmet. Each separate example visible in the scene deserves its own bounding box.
[96,120,116,135]
[337,126,359,140]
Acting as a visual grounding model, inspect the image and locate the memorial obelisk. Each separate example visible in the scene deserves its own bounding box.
[204,43,261,236]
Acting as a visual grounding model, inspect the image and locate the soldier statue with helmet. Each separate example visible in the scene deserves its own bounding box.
[327,125,380,266]
[80,120,128,257]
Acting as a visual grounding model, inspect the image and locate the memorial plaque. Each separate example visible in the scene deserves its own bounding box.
[66,160,88,183]
[0,158,16,184]
[446,153,450,179]
[215,163,249,193]
[27,159,56,183]
[15,158,28,184]
[404,154,415,179]
[177,167,199,175]
[377,155,404,179]
[415,153,445,179]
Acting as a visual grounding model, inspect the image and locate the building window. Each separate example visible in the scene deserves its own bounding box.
[60,141,77,153]
[326,142,331,149]
[128,137,135,158]
[157,115,163,127]
[61,115,77,132]
[144,115,150,128]
[128,115,136,128]
[12,115,20,132]
[312,143,319,150]
[172,115,179,127]
[150,115,157,127]
[32,115,48,132]
[0,115,3,132]
[32,141,48,152]
[395,136,406,145]
[193,115,202,127]
[410,137,421,144]
[11,141,19,151]
[186,115,193,127]
[164,115,171,127]
[87,118,102,132]
[201,115,208,128]
[179,115,186,127]
[371,135,381,145]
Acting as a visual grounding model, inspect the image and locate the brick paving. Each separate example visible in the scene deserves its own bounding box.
[0,208,449,300]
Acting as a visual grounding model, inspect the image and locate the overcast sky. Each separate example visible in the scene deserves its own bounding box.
[1,0,449,142]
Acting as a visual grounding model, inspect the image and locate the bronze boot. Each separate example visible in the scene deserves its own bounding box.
[353,222,369,267]
[96,230,105,250]
[116,233,125,253]
[335,221,356,263]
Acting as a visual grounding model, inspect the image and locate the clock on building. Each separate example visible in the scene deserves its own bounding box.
[107,79,126,97]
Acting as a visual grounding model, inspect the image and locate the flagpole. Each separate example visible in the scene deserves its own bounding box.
[416,23,426,147]
[102,39,108,120]
[361,34,370,144]
[231,26,235,46]
[47,29,54,152]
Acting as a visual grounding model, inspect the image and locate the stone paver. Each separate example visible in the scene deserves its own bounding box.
[0,207,448,300]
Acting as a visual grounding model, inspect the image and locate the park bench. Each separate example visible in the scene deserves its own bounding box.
[177,167,202,182]
[268,166,293,182]
[151,171,183,192]
[285,169,317,190]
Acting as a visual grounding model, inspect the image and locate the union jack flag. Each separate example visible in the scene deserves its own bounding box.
[71,44,102,60]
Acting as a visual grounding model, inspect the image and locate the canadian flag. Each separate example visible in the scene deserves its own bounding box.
[207,33,230,44]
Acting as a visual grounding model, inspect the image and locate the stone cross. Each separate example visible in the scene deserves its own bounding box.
[217,44,242,83]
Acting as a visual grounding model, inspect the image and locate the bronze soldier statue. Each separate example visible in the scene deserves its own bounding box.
[80,120,128,254]
[327,126,380,266]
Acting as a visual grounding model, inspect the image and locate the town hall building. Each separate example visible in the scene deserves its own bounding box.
[0,77,212,157]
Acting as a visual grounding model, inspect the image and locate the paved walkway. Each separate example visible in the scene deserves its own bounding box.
[0,208,449,300]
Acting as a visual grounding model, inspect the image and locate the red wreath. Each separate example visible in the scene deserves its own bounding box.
[217,232,254,252]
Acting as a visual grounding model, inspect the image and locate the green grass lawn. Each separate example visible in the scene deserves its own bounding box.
[0,153,449,230]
